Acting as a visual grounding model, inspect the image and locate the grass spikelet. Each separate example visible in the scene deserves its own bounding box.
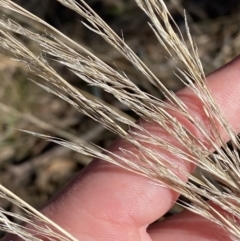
[0,0,239,240]
[0,184,78,240]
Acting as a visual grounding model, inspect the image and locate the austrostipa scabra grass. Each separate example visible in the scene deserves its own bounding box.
[0,0,240,240]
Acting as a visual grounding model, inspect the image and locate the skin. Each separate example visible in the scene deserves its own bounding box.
[4,55,240,241]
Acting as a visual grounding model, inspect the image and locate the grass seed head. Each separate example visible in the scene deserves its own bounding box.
[0,0,239,240]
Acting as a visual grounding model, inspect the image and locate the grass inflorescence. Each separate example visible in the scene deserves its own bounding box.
[0,0,240,240]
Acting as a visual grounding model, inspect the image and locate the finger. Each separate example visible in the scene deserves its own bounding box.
[178,55,240,138]
[148,209,232,241]
[40,56,240,240]
[4,56,240,241]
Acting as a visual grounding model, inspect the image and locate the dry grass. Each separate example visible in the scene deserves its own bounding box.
[0,0,239,240]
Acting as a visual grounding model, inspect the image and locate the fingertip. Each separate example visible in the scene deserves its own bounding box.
[148,209,232,241]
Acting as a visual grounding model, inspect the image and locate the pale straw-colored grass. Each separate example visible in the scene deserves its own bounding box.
[0,0,239,240]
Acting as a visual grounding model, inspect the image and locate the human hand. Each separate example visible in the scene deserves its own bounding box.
[4,56,240,241]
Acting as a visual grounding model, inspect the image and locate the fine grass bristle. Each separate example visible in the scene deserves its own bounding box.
[0,0,240,240]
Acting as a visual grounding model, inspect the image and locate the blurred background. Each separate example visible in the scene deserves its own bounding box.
[0,0,240,232]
